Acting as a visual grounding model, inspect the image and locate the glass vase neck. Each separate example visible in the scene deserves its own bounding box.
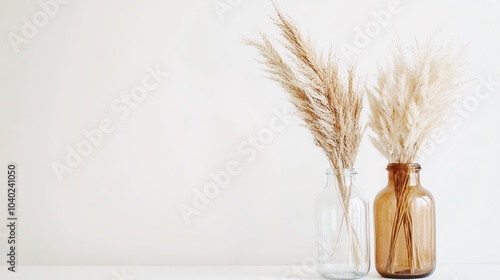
[326,169,357,187]
[326,168,357,176]
[386,163,421,171]
[386,163,421,187]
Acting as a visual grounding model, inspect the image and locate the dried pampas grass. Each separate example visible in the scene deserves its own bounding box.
[245,4,363,171]
[368,39,465,274]
[246,3,367,271]
[368,39,465,163]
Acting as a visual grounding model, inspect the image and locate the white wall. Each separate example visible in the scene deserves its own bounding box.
[0,0,499,265]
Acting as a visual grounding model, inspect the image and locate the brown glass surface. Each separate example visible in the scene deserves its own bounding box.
[374,163,435,278]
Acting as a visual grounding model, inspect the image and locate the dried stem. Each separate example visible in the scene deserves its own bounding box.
[368,39,465,163]
[368,39,465,274]
[246,3,363,172]
[246,2,365,270]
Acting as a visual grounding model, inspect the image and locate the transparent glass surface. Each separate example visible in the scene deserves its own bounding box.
[316,169,370,279]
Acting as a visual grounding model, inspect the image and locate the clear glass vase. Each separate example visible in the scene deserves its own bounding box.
[374,163,436,278]
[316,169,370,279]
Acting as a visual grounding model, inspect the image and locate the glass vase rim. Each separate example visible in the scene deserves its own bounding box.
[325,168,357,175]
[386,163,421,171]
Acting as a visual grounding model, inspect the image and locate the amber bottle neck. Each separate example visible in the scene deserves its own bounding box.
[386,163,421,187]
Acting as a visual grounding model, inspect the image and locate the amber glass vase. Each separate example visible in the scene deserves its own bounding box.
[374,163,435,278]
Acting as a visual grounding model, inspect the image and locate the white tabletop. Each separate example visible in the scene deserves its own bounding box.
[0,264,497,279]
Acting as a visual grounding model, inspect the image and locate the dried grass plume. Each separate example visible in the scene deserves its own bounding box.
[368,39,465,163]
[245,3,364,170]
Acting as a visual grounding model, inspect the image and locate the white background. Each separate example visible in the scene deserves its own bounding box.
[0,0,499,266]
